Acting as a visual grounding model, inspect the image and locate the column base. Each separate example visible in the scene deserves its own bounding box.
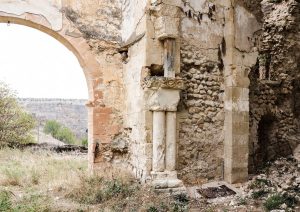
[151,171,186,194]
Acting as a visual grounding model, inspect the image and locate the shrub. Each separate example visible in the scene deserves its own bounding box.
[264,193,298,210]
[56,127,76,144]
[43,120,61,137]
[147,206,159,212]
[44,120,76,144]
[264,194,285,210]
[81,137,88,147]
[0,82,35,147]
[172,193,189,212]
[249,178,272,189]
[67,174,138,204]
[237,197,247,206]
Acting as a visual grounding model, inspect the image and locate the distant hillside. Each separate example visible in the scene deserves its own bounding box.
[18,98,88,139]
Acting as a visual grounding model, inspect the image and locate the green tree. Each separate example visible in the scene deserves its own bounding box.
[44,120,77,145]
[56,127,76,144]
[43,120,61,137]
[0,82,35,147]
[81,137,88,147]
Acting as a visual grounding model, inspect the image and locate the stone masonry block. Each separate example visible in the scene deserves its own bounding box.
[155,16,180,40]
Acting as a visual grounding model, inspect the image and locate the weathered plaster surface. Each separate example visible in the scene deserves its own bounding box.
[121,0,147,42]
[0,0,62,30]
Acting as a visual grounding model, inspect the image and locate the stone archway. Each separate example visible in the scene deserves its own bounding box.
[0,1,124,171]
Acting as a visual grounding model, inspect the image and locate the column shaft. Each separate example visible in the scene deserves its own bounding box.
[152,111,166,172]
[166,112,177,171]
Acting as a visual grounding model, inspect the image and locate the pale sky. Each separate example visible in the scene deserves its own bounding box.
[0,23,88,99]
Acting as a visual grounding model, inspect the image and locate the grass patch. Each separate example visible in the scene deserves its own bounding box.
[0,148,191,211]
[0,148,87,189]
[0,190,52,212]
[264,193,298,211]
[66,174,138,204]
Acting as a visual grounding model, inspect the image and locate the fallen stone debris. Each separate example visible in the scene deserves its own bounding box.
[188,156,300,211]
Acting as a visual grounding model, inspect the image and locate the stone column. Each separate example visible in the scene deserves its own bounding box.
[144,79,185,192]
[144,0,184,192]
[152,111,166,172]
[166,111,177,171]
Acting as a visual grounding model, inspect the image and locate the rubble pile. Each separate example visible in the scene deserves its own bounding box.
[189,156,300,211]
[242,156,300,211]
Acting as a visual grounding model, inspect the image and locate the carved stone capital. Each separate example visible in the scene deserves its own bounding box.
[142,76,185,90]
[145,88,180,112]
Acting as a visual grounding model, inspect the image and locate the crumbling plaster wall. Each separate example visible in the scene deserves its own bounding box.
[121,0,152,180]
[62,0,127,167]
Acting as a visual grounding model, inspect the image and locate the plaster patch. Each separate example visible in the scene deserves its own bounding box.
[0,0,62,31]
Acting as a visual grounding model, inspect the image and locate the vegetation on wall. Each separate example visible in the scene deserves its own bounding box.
[0,82,35,147]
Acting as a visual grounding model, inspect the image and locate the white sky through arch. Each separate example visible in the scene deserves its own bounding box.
[0,23,88,99]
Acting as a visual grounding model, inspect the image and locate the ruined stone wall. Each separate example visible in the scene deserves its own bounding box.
[249,0,300,173]
[3,0,300,187]
[18,98,87,139]
[178,1,225,183]
[177,0,260,184]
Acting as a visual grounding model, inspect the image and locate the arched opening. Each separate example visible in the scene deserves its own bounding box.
[0,16,93,99]
[0,17,93,150]
[0,23,88,99]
